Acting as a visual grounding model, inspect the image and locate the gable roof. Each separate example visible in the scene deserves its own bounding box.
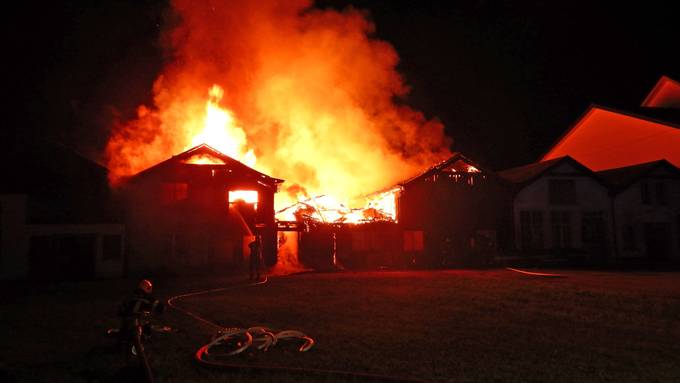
[641,75,680,108]
[596,159,680,191]
[544,103,680,159]
[497,156,604,188]
[541,103,680,169]
[398,152,490,187]
[132,144,284,186]
[1,135,110,193]
[620,106,680,126]
[496,156,566,184]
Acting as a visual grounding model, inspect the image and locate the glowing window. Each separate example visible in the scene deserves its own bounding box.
[228,190,258,204]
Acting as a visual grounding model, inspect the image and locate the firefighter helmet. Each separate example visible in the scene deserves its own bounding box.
[138,279,153,294]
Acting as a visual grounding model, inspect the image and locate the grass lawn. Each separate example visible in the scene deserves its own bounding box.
[2,269,680,382]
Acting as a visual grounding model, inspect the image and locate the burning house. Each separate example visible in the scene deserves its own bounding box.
[123,144,283,274]
[277,153,507,270]
[396,153,508,267]
[103,1,455,273]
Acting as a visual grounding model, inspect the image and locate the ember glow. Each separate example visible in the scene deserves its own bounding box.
[183,153,225,165]
[105,0,452,222]
[275,186,400,224]
[229,190,259,205]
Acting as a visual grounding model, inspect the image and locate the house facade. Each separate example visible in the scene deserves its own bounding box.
[498,157,613,261]
[123,144,283,274]
[598,160,680,262]
[498,156,680,264]
[397,153,508,267]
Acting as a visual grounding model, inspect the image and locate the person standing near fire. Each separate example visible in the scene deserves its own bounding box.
[248,235,263,281]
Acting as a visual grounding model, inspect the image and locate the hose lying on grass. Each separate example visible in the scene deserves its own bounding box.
[197,326,315,360]
[506,267,565,278]
[168,276,429,383]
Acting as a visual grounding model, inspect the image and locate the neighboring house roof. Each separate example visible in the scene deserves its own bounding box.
[496,156,566,184]
[541,104,680,171]
[132,144,284,186]
[601,105,680,127]
[596,159,680,192]
[641,75,680,108]
[0,135,110,194]
[0,135,119,223]
[398,152,490,187]
[497,155,607,189]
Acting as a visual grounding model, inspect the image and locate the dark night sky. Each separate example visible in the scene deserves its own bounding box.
[5,0,679,170]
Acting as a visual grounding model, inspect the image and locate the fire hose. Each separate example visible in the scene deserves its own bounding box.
[168,276,430,382]
[506,267,565,278]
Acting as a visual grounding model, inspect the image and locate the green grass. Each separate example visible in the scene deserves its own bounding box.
[2,270,680,382]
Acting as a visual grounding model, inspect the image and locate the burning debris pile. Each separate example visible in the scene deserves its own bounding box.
[105,0,452,219]
[276,187,400,225]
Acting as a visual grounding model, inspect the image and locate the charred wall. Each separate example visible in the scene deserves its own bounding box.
[124,162,277,274]
[298,221,405,270]
[398,172,511,267]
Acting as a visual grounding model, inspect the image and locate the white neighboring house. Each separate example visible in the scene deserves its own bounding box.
[597,160,680,261]
[498,156,613,260]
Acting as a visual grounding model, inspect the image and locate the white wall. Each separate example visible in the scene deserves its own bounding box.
[613,169,680,260]
[513,162,612,253]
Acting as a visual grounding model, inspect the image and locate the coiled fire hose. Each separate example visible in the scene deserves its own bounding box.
[167,276,429,382]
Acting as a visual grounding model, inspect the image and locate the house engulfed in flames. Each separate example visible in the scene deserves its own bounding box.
[122,144,283,273]
[276,153,507,270]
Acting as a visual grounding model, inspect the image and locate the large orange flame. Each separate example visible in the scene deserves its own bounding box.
[189,85,256,168]
[105,0,453,222]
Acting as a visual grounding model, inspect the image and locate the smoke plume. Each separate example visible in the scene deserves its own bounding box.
[106,0,452,205]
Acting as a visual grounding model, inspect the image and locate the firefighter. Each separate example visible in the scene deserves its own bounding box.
[248,236,263,281]
[117,279,164,350]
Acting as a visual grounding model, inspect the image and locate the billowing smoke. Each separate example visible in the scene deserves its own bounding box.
[106,0,452,205]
